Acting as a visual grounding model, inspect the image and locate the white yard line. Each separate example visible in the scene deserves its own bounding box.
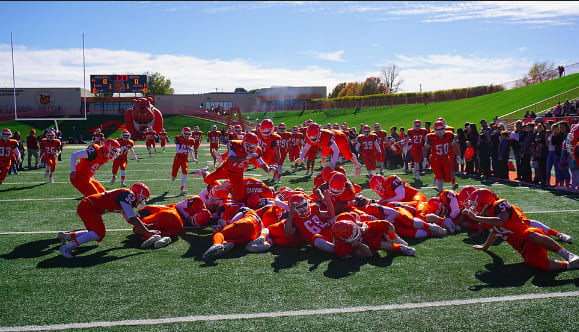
[0,291,576,331]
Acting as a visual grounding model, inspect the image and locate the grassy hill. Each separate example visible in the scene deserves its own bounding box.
[1,73,577,139]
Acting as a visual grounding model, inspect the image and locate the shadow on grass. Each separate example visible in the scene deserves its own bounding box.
[148,191,171,205]
[36,246,147,268]
[270,246,332,273]
[0,182,48,193]
[468,250,578,291]
[179,232,214,263]
[0,238,60,259]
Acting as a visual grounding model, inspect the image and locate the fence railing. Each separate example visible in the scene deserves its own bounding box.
[499,87,579,120]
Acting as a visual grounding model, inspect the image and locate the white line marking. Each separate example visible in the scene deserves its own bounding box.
[0,291,576,331]
[0,229,132,235]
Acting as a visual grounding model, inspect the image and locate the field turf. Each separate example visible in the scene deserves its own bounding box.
[0,143,577,331]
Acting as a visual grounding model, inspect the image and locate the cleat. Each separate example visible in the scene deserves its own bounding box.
[454,225,462,232]
[203,242,234,261]
[140,234,162,249]
[49,177,54,183]
[442,218,456,233]
[121,182,126,187]
[194,166,209,177]
[180,189,187,196]
[245,238,272,253]
[60,243,76,259]
[172,177,176,181]
[110,177,116,185]
[57,231,71,244]
[557,233,572,243]
[195,158,199,164]
[153,236,172,249]
[452,183,459,190]
[429,224,448,236]
[400,245,416,256]
[390,235,408,246]
[569,254,579,269]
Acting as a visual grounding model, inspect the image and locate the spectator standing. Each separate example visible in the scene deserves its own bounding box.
[464,141,475,176]
[546,123,562,186]
[26,129,39,169]
[490,124,501,177]
[478,132,491,179]
[519,123,535,183]
[466,123,479,175]
[496,131,511,179]
[533,123,548,185]
[14,131,24,172]
[557,121,571,187]
[456,128,467,174]
[56,130,64,161]
[510,121,523,180]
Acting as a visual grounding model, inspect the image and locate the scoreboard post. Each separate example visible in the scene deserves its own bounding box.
[90,74,148,94]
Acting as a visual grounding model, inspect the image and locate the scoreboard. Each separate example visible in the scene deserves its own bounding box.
[90,75,147,94]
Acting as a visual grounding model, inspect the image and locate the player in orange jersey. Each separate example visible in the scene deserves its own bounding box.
[91,127,105,145]
[369,174,427,204]
[190,126,203,162]
[144,126,157,157]
[207,125,221,167]
[158,128,169,152]
[70,139,120,197]
[463,190,579,271]
[39,130,61,183]
[407,119,427,180]
[135,205,182,249]
[110,130,139,187]
[276,123,292,183]
[172,127,196,195]
[288,126,303,172]
[257,119,282,183]
[423,120,459,192]
[0,128,21,186]
[197,133,272,201]
[57,183,159,258]
[331,212,416,258]
[298,123,362,178]
[373,123,388,175]
[242,177,274,208]
[356,125,381,176]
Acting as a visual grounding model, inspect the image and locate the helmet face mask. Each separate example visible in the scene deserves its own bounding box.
[103,139,121,159]
[194,126,200,132]
[211,125,217,132]
[121,131,131,140]
[182,127,192,139]
[243,133,259,153]
[290,195,311,218]
[332,219,362,243]
[46,131,56,140]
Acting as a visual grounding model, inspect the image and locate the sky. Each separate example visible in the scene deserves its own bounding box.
[1,1,578,95]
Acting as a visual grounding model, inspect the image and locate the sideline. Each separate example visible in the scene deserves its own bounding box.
[0,291,577,331]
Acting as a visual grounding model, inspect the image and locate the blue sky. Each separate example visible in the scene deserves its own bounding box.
[1,1,578,94]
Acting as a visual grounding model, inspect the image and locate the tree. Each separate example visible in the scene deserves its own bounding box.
[527,61,555,83]
[234,87,247,93]
[337,82,362,97]
[381,64,403,93]
[329,82,347,98]
[360,77,388,96]
[145,72,174,96]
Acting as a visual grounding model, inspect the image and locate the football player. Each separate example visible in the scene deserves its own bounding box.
[369,174,427,204]
[463,189,579,271]
[39,130,61,183]
[91,127,104,145]
[144,126,157,157]
[172,127,196,195]
[288,125,303,172]
[207,125,221,167]
[158,128,169,152]
[0,128,21,186]
[191,126,203,162]
[257,119,282,183]
[70,139,120,196]
[276,123,292,183]
[423,120,459,192]
[373,123,388,174]
[110,130,139,187]
[407,119,427,180]
[297,123,362,178]
[355,125,381,176]
[58,183,159,258]
[136,205,182,249]
[197,132,272,202]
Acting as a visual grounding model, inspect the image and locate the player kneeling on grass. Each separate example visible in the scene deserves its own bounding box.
[58,183,159,258]
[463,189,579,272]
[331,212,416,258]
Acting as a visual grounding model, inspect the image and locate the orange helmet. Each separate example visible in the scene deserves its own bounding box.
[243,133,259,153]
[328,172,348,196]
[289,194,310,218]
[278,123,286,133]
[433,121,446,132]
[234,125,242,134]
[458,185,477,208]
[260,119,274,139]
[427,197,442,214]
[292,125,299,134]
[192,209,212,228]
[369,174,386,196]
[436,117,446,126]
[46,130,56,140]
[414,119,422,129]
[363,125,371,136]
[470,189,498,213]
[102,139,121,159]
[130,182,150,207]
[2,128,12,140]
[373,123,381,131]
[331,219,362,243]
[182,127,192,139]
[306,123,322,142]
[121,130,131,140]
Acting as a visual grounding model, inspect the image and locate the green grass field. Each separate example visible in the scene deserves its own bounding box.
[0,142,577,331]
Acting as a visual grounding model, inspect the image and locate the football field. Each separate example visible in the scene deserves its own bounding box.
[0,144,578,331]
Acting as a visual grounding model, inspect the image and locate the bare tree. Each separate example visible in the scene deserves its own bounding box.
[380,64,403,93]
[527,61,556,83]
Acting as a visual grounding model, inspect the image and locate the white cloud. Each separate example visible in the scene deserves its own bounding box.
[0,45,356,94]
[301,50,346,62]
